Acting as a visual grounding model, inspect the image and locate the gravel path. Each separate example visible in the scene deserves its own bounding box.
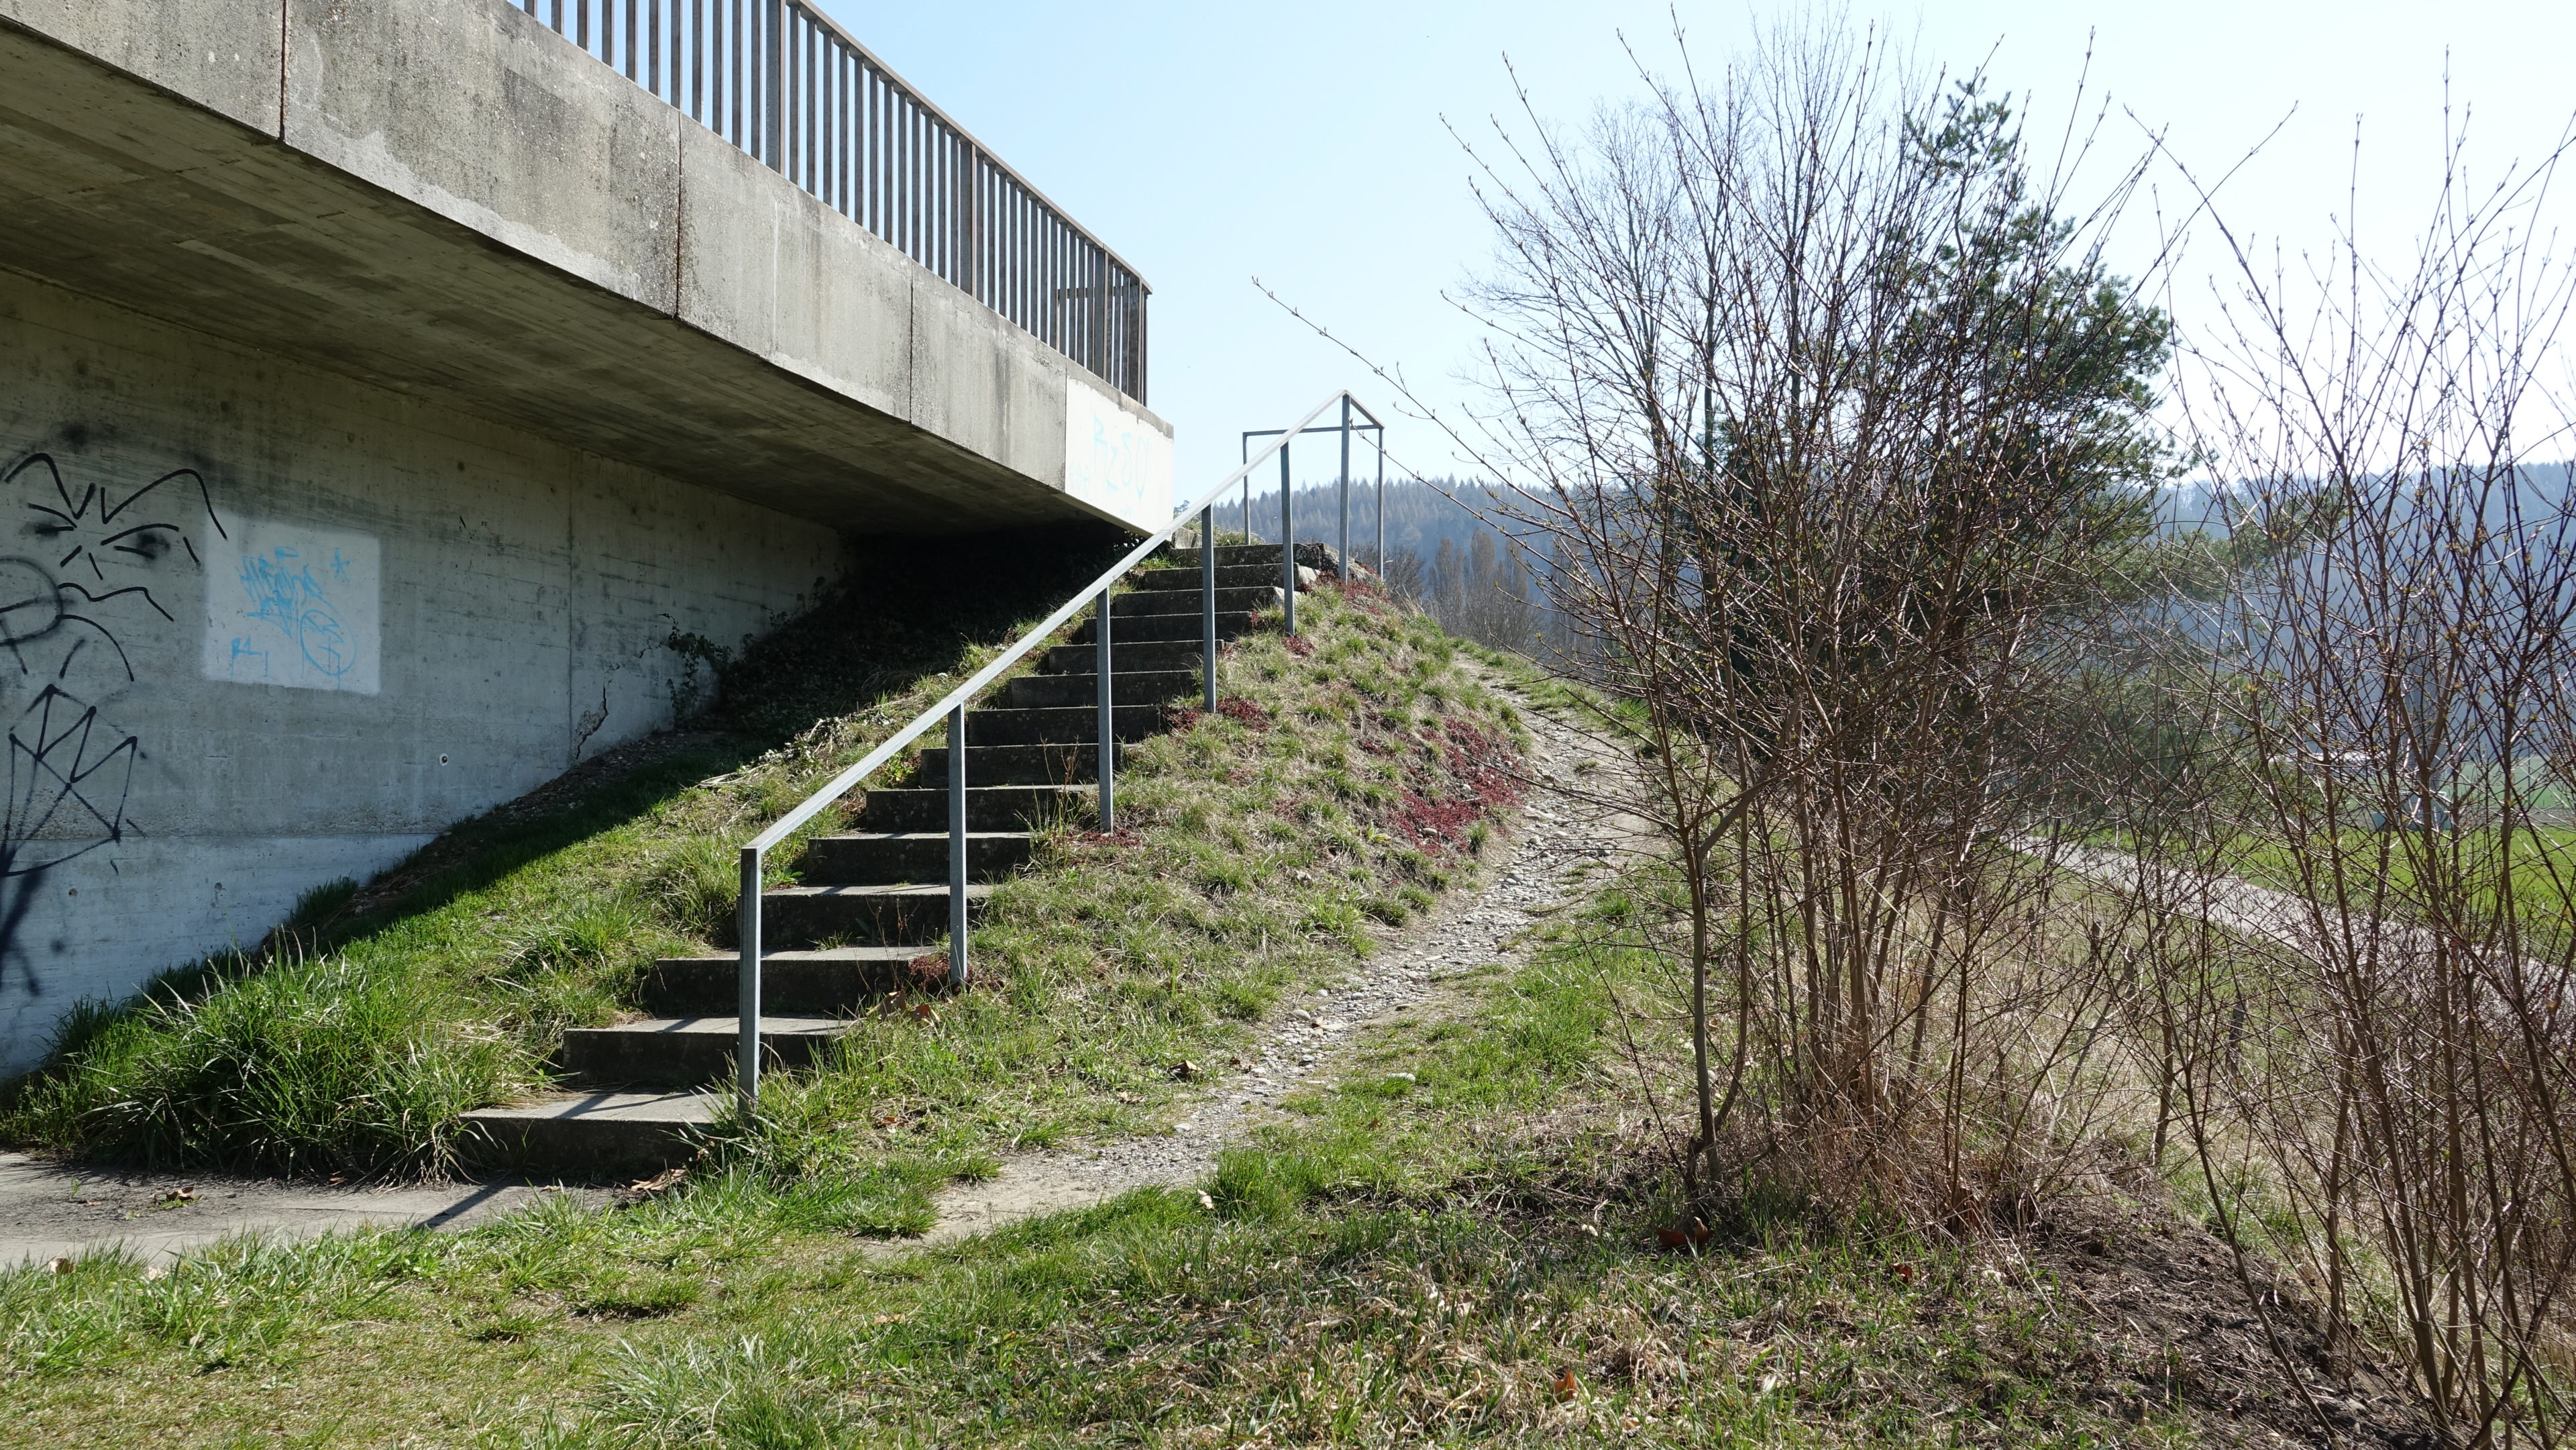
[0,696,1631,1268]
[920,696,1631,1245]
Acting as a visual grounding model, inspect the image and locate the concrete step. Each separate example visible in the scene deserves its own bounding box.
[640,946,933,1016]
[1002,669,1201,709]
[1110,584,1277,617]
[1039,641,1205,675]
[858,783,1092,831]
[461,1090,718,1174]
[798,830,1031,884]
[914,742,1120,786]
[1163,541,1330,570]
[759,881,994,947]
[1071,609,1263,644]
[560,1016,850,1089]
[963,703,1169,745]
[1129,562,1283,590]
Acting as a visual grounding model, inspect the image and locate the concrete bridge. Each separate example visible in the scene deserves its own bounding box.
[0,0,1172,1072]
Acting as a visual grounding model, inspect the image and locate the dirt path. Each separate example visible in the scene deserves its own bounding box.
[919,698,1629,1245]
[0,696,1630,1268]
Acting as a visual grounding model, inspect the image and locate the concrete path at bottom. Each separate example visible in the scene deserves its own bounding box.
[0,1154,608,1269]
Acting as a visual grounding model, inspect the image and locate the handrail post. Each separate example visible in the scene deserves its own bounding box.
[1201,505,1218,711]
[1374,425,1387,579]
[1096,589,1116,831]
[1338,394,1352,581]
[736,845,763,1111]
[1281,437,1296,635]
[946,705,968,990]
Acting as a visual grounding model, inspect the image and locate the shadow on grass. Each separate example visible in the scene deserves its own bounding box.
[0,523,1135,1171]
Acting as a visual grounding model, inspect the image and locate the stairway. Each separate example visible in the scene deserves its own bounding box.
[464,542,1329,1172]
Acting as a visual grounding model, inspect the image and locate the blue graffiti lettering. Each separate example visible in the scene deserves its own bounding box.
[238,548,354,678]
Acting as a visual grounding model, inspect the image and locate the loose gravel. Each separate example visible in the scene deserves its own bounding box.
[920,694,1635,1244]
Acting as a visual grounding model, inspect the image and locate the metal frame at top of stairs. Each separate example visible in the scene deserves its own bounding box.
[731,391,1378,1110]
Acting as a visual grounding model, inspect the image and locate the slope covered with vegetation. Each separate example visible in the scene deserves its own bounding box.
[0,535,1525,1185]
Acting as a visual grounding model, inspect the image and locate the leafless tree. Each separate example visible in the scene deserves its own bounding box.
[1454,17,2171,1220]
[2149,119,2576,1443]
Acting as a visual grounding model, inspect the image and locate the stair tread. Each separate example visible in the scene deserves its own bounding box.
[569,1016,851,1038]
[656,945,926,964]
[811,830,1033,843]
[462,1090,721,1125]
[763,882,998,898]
[969,703,1164,715]
[863,784,1093,795]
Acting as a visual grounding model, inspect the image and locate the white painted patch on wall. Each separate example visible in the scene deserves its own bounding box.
[201,519,382,694]
[1062,379,1173,532]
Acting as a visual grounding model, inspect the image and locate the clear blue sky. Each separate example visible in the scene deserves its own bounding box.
[813,1,2576,499]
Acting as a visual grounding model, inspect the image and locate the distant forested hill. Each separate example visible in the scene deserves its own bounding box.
[1208,478,1556,656]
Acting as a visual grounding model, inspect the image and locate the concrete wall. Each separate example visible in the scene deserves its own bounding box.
[0,0,1181,1071]
[0,274,838,1076]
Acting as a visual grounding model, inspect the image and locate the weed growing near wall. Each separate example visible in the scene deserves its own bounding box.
[0,572,1522,1180]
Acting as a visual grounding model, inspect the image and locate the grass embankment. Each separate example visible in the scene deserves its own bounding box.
[0,866,2373,1447]
[0,542,1523,1187]
[2231,825,2576,928]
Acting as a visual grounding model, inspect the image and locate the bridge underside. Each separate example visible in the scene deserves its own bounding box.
[0,1,1153,535]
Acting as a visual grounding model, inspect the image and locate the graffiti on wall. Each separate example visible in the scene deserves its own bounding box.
[201,519,380,694]
[0,451,228,998]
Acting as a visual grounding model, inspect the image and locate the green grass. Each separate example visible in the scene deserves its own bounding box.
[0,564,1525,1183]
[2230,823,2576,929]
[715,584,1529,1174]
[0,873,2230,1447]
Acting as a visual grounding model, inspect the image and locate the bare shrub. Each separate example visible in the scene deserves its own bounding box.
[2149,125,2576,1443]
[1449,19,2171,1223]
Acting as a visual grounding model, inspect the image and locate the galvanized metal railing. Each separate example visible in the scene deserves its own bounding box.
[1239,395,1388,635]
[731,392,1373,1109]
[504,0,1149,402]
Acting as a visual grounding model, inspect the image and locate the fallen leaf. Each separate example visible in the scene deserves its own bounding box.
[627,1167,688,1198]
[909,1002,936,1023]
[1171,1059,1201,1081]
[1552,1368,1580,1402]
[44,1257,70,1276]
[1891,1261,1917,1284]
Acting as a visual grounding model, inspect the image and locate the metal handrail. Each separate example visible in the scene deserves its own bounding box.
[502,0,1149,402]
[1239,396,1389,631]
[731,391,1368,1108]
